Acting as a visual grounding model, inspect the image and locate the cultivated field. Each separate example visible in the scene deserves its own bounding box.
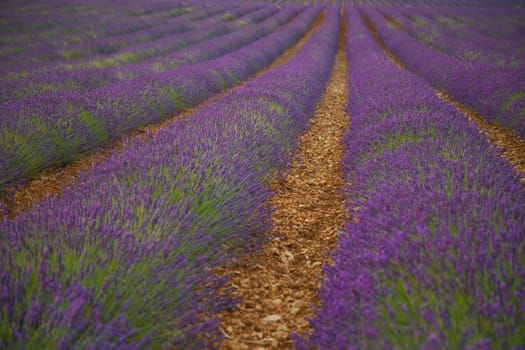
[1,0,524,348]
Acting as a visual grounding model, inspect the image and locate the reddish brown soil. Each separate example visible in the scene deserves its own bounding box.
[217,13,349,350]
[362,12,525,182]
[0,12,325,218]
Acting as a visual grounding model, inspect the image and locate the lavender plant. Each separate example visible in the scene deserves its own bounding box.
[0,5,303,103]
[362,7,525,139]
[298,7,525,349]
[379,7,525,67]
[1,4,261,79]
[0,7,340,348]
[0,2,239,65]
[77,6,281,69]
[50,7,248,62]
[409,6,525,41]
[0,6,322,189]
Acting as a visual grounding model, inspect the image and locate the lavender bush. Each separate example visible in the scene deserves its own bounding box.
[379,7,525,67]
[76,6,280,68]
[0,3,236,63]
[362,7,525,139]
[0,5,303,103]
[0,7,340,348]
[407,6,525,41]
[54,5,266,62]
[1,3,262,79]
[298,7,525,349]
[0,6,321,189]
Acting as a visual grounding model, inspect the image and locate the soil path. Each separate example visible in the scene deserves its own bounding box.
[362,12,525,182]
[0,11,325,217]
[217,13,348,350]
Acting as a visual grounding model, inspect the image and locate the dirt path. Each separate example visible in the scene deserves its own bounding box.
[217,13,348,350]
[361,12,525,182]
[0,12,325,217]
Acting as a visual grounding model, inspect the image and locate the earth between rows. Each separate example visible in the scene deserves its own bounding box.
[217,14,349,349]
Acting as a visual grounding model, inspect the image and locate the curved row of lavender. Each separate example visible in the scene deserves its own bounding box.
[408,6,525,40]
[1,3,267,79]
[0,1,231,71]
[75,5,281,67]
[379,7,525,67]
[0,1,168,35]
[399,7,525,55]
[0,0,246,54]
[70,5,275,63]
[361,7,525,139]
[34,5,260,64]
[52,3,255,58]
[0,0,215,36]
[0,2,235,64]
[0,7,339,348]
[0,6,321,190]
[298,7,524,350]
[1,5,304,103]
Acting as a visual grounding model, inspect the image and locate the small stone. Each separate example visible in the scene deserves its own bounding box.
[262,314,282,323]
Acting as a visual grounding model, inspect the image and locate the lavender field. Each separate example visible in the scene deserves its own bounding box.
[1,0,524,349]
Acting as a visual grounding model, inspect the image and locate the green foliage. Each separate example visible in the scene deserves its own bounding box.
[222,13,235,21]
[501,90,524,110]
[60,49,84,60]
[79,111,108,144]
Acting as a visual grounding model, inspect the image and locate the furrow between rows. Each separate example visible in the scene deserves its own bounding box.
[218,10,348,350]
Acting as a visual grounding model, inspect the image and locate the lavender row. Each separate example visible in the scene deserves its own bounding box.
[0,0,205,61]
[383,7,524,63]
[66,5,264,59]
[0,1,220,76]
[388,7,524,56]
[0,5,303,103]
[0,0,218,37]
[408,7,525,42]
[0,8,339,348]
[410,6,525,40]
[299,7,524,349]
[380,7,525,66]
[1,4,268,77]
[146,5,303,71]
[0,2,221,55]
[362,7,525,139]
[2,3,255,65]
[74,5,281,67]
[0,1,242,76]
[0,5,293,101]
[0,6,322,190]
